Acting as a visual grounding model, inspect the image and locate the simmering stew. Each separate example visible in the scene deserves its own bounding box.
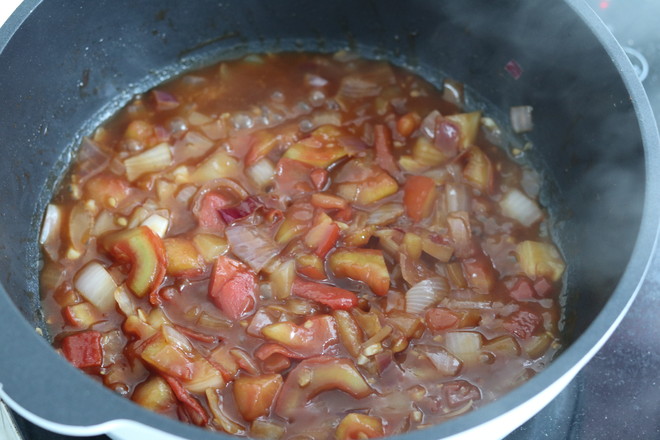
[39,52,565,439]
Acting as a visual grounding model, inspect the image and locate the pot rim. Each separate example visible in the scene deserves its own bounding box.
[0,0,658,439]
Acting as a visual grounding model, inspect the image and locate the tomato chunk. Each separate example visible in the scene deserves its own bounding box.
[208,256,257,320]
[336,413,384,440]
[61,331,103,368]
[261,315,339,358]
[329,248,390,296]
[504,310,542,339]
[233,374,283,421]
[403,175,437,222]
[292,277,358,310]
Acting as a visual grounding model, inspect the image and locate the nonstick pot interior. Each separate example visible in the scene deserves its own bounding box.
[0,0,657,439]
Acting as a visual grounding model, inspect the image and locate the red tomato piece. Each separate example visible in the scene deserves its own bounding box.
[504,310,542,339]
[533,277,554,298]
[197,191,232,231]
[396,112,421,137]
[208,256,257,320]
[291,277,358,310]
[425,308,460,331]
[61,331,103,368]
[274,158,316,197]
[373,124,399,177]
[403,175,437,222]
[508,276,536,301]
[261,315,339,358]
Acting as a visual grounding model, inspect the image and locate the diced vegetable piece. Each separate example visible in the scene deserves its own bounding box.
[63,302,104,328]
[419,345,463,377]
[292,277,358,310]
[192,233,228,262]
[387,310,425,339]
[503,310,542,339]
[245,131,279,166]
[208,256,257,320]
[275,357,373,419]
[304,213,340,257]
[442,78,464,107]
[183,357,225,393]
[444,331,483,365]
[247,158,276,189]
[484,335,521,357]
[523,333,554,358]
[403,175,437,222]
[164,237,205,276]
[462,249,498,294]
[283,127,349,168]
[190,151,239,183]
[123,314,157,340]
[422,235,454,262]
[446,261,468,289]
[102,226,167,302]
[397,112,421,137]
[335,413,384,440]
[296,253,326,280]
[333,310,364,358]
[132,376,176,411]
[413,135,446,167]
[499,188,543,227]
[61,331,103,368]
[125,120,155,144]
[274,158,316,197]
[335,159,399,206]
[68,201,94,252]
[165,376,210,426]
[151,90,179,111]
[425,308,460,331]
[124,143,173,181]
[40,204,63,260]
[441,380,481,410]
[233,374,283,421]
[270,259,296,299]
[329,248,390,296]
[463,146,493,193]
[140,333,194,380]
[85,173,131,209]
[447,211,472,258]
[510,105,534,133]
[261,315,338,358]
[405,278,449,314]
[507,276,536,301]
[206,388,245,434]
[226,224,280,272]
[275,202,314,244]
[445,111,481,150]
[402,232,423,260]
[74,261,118,312]
[141,214,169,238]
[373,124,399,177]
[311,193,348,211]
[352,309,382,339]
[516,241,565,282]
[366,203,404,226]
[310,168,329,190]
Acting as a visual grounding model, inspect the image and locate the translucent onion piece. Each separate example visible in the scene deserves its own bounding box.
[247,158,276,189]
[74,261,117,312]
[124,143,173,181]
[405,278,449,314]
[337,75,381,99]
[206,388,246,435]
[445,183,470,213]
[175,185,197,205]
[141,213,169,238]
[226,225,280,272]
[420,110,441,138]
[68,202,94,251]
[444,331,483,365]
[499,189,542,227]
[367,203,404,226]
[40,204,63,260]
[270,259,296,299]
[114,285,137,317]
[421,346,462,376]
[92,210,120,237]
[178,131,214,161]
[311,111,342,127]
[510,105,533,133]
[188,111,213,126]
[77,137,110,177]
[162,324,193,354]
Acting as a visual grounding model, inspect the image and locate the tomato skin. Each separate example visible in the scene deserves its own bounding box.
[61,331,103,368]
[208,256,257,320]
[164,376,210,426]
[373,124,399,177]
[403,175,437,222]
[197,192,232,231]
[291,277,358,310]
[504,310,542,339]
[425,308,460,332]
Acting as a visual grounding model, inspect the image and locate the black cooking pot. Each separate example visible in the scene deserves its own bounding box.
[0,0,658,439]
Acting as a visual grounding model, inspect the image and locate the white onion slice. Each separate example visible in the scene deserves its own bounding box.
[445,183,470,213]
[405,278,449,314]
[444,331,483,365]
[499,189,542,227]
[162,324,193,354]
[420,110,441,138]
[367,203,404,226]
[141,213,169,238]
[124,143,173,181]
[226,225,280,272]
[247,158,276,189]
[40,204,63,260]
[74,261,117,312]
[510,105,533,133]
[114,285,136,317]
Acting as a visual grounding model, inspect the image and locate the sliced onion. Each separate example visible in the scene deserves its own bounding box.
[420,110,441,138]
[162,324,193,354]
[175,185,198,205]
[226,224,280,272]
[40,204,63,260]
[337,75,381,99]
[141,213,170,238]
[74,261,117,312]
[311,111,342,127]
[405,278,449,314]
[444,331,483,365]
[447,211,472,256]
[499,189,542,227]
[421,345,462,376]
[510,105,533,133]
[521,168,541,198]
[247,158,276,189]
[124,143,173,181]
[68,202,94,251]
[191,178,249,218]
[177,131,214,162]
[367,203,404,226]
[219,196,263,224]
[77,137,110,177]
[445,183,470,213]
[442,78,464,107]
[151,90,179,111]
[188,111,213,126]
[114,285,137,317]
[92,210,120,237]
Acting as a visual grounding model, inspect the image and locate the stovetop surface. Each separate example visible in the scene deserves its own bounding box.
[7,0,660,439]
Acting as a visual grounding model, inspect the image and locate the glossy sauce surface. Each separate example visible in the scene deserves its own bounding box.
[40,53,565,439]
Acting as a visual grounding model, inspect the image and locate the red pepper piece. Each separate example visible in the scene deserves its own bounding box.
[61,331,103,368]
[208,256,257,320]
[164,376,210,426]
[102,226,167,304]
[291,277,358,310]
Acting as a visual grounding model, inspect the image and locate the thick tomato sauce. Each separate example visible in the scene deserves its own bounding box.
[40,52,565,439]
